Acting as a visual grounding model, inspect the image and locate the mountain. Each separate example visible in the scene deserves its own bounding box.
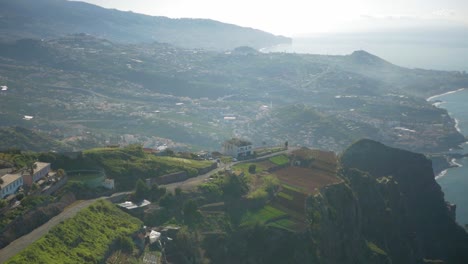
[0,0,291,50]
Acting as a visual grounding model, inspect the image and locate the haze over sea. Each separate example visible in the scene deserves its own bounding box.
[264,34,468,72]
[429,89,468,226]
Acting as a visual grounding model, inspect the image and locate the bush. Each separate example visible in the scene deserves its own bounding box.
[115,235,135,254]
[248,164,256,174]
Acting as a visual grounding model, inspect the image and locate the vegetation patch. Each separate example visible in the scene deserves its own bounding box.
[254,147,285,157]
[241,205,287,226]
[366,241,387,256]
[277,191,293,201]
[52,145,215,190]
[268,154,289,166]
[6,200,142,264]
[267,218,297,231]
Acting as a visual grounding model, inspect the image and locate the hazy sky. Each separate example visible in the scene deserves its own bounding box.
[77,0,468,36]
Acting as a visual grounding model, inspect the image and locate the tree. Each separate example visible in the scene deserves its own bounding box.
[183,199,201,226]
[115,235,134,254]
[26,161,37,176]
[57,168,65,177]
[134,179,150,203]
[165,148,175,157]
[248,164,256,174]
[284,141,289,149]
[222,174,248,225]
[175,187,183,197]
[150,183,166,202]
[169,227,204,264]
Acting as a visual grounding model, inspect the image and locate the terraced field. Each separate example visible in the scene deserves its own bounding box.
[274,167,341,194]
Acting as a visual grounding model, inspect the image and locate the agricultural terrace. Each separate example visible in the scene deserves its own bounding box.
[231,150,341,232]
[273,166,341,195]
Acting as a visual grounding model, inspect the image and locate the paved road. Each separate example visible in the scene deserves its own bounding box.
[0,149,296,262]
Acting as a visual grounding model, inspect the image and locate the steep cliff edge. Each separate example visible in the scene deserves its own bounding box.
[307,139,468,263]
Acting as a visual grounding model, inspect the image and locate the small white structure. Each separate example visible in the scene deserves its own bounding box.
[222,138,253,158]
[148,230,161,244]
[23,115,34,120]
[1,86,7,91]
[118,200,151,210]
[102,178,115,189]
[1,173,23,198]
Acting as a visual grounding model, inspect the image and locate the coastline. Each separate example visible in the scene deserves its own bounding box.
[427,87,467,138]
[426,88,466,102]
[435,158,463,180]
[427,88,467,179]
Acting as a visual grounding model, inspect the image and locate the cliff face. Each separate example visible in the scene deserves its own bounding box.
[307,139,468,264]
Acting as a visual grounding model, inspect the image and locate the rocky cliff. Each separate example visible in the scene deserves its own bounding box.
[307,139,468,263]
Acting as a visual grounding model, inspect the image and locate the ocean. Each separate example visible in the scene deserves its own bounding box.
[263,37,468,72]
[429,89,468,226]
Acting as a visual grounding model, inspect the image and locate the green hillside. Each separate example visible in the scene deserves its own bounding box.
[0,0,290,50]
[0,126,72,152]
[6,200,142,264]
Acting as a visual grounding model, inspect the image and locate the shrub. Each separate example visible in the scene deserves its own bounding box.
[248,164,256,174]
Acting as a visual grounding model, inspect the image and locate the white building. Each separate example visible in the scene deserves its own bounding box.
[1,173,23,198]
[148,230,161,244]
[102,178,115,189]
[222,138,253,158]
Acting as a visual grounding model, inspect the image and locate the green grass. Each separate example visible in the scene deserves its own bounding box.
[232,162,266,177]
[267,218,296,231]
[71,145,215,190]
[255,147,285,157]
[366,241,387,256]
[241,205,287,226]
[277,192,293,201]
[281,183,304,193]
[6,200,142,264]
[154,156,213,169]
[68,172,104,182]
[269,154,289,166]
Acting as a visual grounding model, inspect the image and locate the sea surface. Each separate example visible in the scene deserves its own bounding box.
[264,37,468,72]
[429,89,468,226]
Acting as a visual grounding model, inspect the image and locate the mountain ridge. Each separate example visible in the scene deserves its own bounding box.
[0,0,291,50]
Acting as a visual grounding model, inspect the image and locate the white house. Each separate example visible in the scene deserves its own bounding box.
[1,173,23,198]
[102,178,115,189]
[222,138,253,158]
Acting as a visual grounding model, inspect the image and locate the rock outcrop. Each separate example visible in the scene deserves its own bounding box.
[307,139,468,263]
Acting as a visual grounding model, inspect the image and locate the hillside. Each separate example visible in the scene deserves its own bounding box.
[0,0,291,50]
[0,34,467,152]
[0,126,72,152]
[48,144,215,190]
[2,142,468,263]
[5,200,142,263]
